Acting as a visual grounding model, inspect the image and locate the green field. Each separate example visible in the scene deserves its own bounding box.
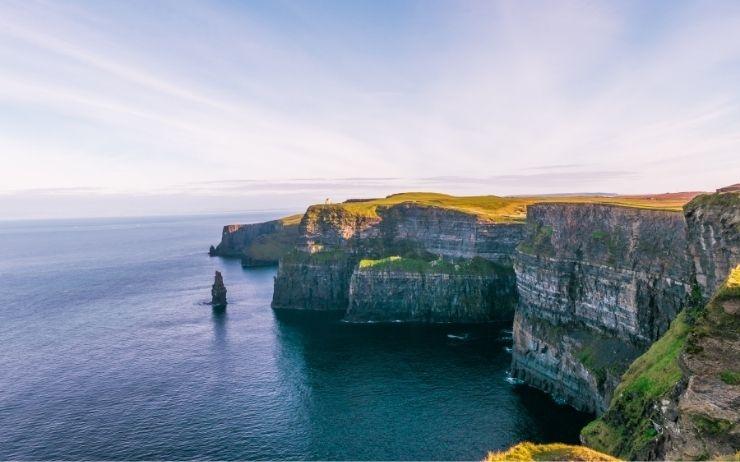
[299,191,697,223]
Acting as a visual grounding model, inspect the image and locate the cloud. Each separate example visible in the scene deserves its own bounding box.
[0,0,739,218]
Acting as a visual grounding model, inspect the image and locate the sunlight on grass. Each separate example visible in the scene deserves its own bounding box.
[485,442,619,461]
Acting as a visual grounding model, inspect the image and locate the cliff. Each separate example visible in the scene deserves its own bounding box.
[271,250,356,312]
[684,191,740,296]
[511,203,692,413]
[375,204,524,264]
[210,214,301,266]
[581,266,739,460]
[581,190,739,460]
[344,257,516,323]
[271,194,528,318]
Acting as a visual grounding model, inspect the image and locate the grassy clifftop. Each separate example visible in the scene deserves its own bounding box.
[485,442,618,461]
[303,192,698,224]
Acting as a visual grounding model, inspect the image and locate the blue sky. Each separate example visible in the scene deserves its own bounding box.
[1,0,739,218]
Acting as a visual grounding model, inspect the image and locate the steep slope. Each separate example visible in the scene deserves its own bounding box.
[581,190,740,460]
[345,256,516,322]
[510,204,692,413]
[685,191,740,295]
[581,266,739,460]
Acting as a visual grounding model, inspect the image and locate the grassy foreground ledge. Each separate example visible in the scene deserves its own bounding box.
[485,442,619,461]
[582,265,740,460]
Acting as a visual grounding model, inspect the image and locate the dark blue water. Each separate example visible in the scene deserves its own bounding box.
[0,213,592,460]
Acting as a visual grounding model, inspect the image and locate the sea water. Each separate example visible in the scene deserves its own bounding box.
[0,213,592,460]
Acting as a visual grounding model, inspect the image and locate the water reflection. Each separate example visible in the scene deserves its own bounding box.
[211,308,228,350]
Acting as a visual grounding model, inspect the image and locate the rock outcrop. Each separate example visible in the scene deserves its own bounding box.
[511,203,692,413]
[211,271,227,308]
[684,190,740,296]
[210,215,301,266]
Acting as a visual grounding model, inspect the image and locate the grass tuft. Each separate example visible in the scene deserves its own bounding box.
[485,442,619,461]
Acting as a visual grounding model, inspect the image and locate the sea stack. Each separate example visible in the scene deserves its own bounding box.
[211,271,227,308]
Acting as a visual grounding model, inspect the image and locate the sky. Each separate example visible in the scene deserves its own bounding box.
[1,0,739,219]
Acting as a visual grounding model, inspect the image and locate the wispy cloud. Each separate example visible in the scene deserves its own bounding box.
[0,0,739,218]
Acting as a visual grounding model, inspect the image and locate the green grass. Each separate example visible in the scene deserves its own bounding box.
[244,217,301,262]
[518,223,554,255]
[283,248,350,264]
[581,310,690,458]
[485,442,619,461]
[312,193,532,222]
[719,370,740,385]
[692,415,734,436]
[715,264,740,301]
[582,265,740,459]
[303,192,693,224]
[685,191,740,212]
[358,255,506,275]
[591,230,608,239]
[278,214,303,226]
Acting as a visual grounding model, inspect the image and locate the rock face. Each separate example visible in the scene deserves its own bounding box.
[299,205,381,252]
[211,271,227,308]
[297,202,524,263]
[210,216,300,266]
[345,260,517,323]
[581,268,739,460]
[684,191,740,296]
[375,204,523,264]
[271,202,525,319]
[511,204,692,413]
[271,251,356,312]
[512,311,643,413]
[581,191,739,460]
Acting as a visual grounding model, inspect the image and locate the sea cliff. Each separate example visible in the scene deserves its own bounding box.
[210,214,301,266]
[685,191,740,296]
[581,190,739,460]
[270,195,527,320]
[345,257,516,323]
[510,203,692,413]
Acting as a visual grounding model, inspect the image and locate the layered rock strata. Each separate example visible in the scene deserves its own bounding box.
[582,267,739,460]
[684,190,740,296]
[271,202,525,319]
[582,190,739,460]
[271,251,356,312]
[344,258,516,323]
[511,204,692,413]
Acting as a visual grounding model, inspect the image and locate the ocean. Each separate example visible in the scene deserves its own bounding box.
[0,212,591,460]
